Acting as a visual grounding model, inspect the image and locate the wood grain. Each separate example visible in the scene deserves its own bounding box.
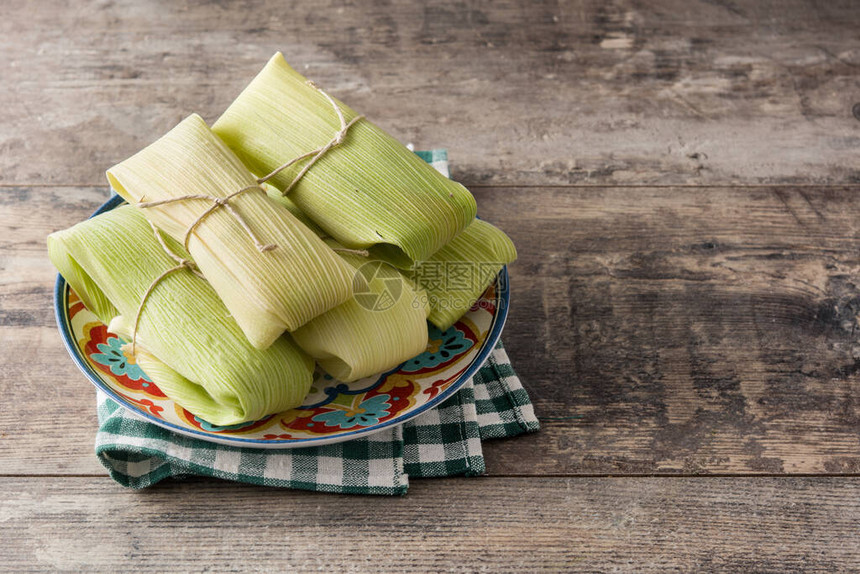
[1,0,858,187]
[6,185,860,475]
[0,187,110,474]
[2,476,860,572]
[485,184,860,474]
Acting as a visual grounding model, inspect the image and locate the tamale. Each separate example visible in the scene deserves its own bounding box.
[48,205,314,425]
[410,219,517,331]
[106,114,355,349]
[212,52,477,269]
[292,241,430,382]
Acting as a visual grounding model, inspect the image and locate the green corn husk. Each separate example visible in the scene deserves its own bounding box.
[261,182,327,237]
[291,241,430,382]
[106,114,356,349]
[48,205,315,425]
[212,52,477,269]
[409,219,517,331]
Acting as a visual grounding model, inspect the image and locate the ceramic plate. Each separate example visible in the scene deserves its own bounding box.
[54,195,509,448]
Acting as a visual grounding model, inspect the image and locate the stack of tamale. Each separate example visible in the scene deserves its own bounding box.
[49,53,517,426]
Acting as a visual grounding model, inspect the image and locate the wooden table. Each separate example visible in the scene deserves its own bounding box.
[2,0,860,570]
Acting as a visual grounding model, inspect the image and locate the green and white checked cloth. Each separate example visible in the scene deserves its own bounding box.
[96,342,537,494]
[95,150,539,495]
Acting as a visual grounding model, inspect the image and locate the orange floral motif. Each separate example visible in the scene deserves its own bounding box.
[110,391,165,419]
[67,289,86,320]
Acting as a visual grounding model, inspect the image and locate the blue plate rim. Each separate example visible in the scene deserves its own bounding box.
[53,194,510,449]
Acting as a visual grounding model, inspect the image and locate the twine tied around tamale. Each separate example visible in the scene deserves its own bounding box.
[136,80,363,256]
[127,80,364,357]
[125,222,206,357]
[138,185,278,253]
[257,80,364,195]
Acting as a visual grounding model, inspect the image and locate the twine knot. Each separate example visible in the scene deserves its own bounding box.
[334,122,353,145]
[138,185,277,254]
[255,80,364,194]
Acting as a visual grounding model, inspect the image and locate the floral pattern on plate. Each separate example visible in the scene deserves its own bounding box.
[90,334,150,382]
[81,322,166,400]
[401,324,477,373]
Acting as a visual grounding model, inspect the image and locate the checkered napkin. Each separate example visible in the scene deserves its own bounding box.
[96,342,537,494]
[94,151,539,494]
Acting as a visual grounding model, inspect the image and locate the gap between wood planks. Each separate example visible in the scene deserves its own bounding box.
[7,473,860,479]
[4,183,860,189]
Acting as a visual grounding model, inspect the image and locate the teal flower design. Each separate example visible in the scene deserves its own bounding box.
[401,325,473,372]
[91,336,150,382]
[312,394,392,429]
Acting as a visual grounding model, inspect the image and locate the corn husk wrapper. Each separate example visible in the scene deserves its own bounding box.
[291,241,430,382]
[106,114,355,349]
[257,196,431,381]
[261,182,327,237]
[212,52,477,269]
[410,219,517,331]
[48,205,315,426]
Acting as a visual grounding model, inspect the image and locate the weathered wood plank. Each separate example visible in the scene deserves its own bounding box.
[2,476,860,572]
[479,184,860,474]
[1,0,858,187]
[0,187,109,474]
[5,185,860,476]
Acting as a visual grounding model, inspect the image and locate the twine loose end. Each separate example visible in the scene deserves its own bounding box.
[333,247,370,258]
